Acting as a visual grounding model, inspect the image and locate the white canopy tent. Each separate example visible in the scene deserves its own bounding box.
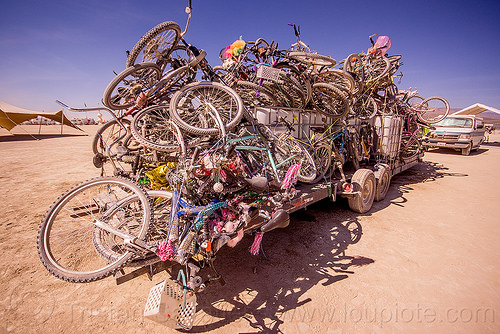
[452,103,500,116]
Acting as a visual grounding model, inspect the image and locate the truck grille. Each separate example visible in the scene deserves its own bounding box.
[435,134,460,140]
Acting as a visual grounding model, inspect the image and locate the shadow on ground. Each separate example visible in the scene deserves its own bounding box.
[187,208,368,333]
[0,134,87,142]
[163,160,463,332]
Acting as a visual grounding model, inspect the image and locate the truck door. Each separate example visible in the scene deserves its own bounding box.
[474,119,485,147]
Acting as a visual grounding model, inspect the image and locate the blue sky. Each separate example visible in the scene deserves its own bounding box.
[1,0,499,118]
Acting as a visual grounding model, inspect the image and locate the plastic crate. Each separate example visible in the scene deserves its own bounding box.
[374,115,403,160]
[256,65,282,82]
[252,106,331,140]
[143,279,197,330]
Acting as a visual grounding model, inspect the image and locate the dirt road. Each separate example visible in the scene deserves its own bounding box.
[1,126,499,333]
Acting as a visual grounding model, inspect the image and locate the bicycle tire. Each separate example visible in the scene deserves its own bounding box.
[273,135,317,184]
[400,133,421,161]
[93,190,173,267]
[274,62,312,107]
[311,83,351,119]
[262,81,295,108]
[315,68,356,94]
[311,140,332,183]
[103,63,162,110]
[131,104,203,152]
[343,54,364,81]
[38,176,153,283]
[287,51,337,67]
[416,96,450,124]
[169,81,244,136]
[407,94,425,109]
[92,118,131,155]
[387,54,402,75]
[122,132,143,152]
[233,81,278,107]
[126,21,181,68]
[365,57,391,83]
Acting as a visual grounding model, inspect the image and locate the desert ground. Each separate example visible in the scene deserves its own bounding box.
[0,125,499,333]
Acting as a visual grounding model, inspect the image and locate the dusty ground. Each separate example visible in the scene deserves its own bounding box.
[0,125,499,333]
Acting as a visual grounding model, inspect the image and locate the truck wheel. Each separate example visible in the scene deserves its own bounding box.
[348,169,376,213]
[374,165,391,202]
[461,143,471,156]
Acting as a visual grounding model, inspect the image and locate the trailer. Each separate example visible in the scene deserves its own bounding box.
[111,106,423,329]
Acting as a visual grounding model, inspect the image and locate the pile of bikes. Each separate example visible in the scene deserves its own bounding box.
[37,1,450,329]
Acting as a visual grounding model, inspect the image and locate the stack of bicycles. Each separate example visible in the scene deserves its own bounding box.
[37,1,450,329]
[38,1,320,298]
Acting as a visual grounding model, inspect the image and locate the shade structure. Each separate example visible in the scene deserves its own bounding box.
[453,103,500,116]
[0,100,82,131]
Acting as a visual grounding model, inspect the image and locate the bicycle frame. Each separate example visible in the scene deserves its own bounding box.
[56,100,129,169]
[229,134,298,184]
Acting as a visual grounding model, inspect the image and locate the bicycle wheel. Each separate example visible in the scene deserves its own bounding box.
[387,54,402,75]
[352,94,378,120]
[311,83,351,119]
[169,81,244,136]
[287,51,336,67]
[38,176,152,283]
[261,81,295,108]
[365,57,391,83]
[92,118,131,155]
[93,190,173,267]
[233,81,278,107]
[103,63,162,110]
[311,140,332,183]
[273,135,317,184]
[400,133,421,160]
[407,94,424,109]
[275,62,312,107]
[416,96,450,124]
[315,68,356,94]
[131,104,203,152]
[343,54,364,81]
[126,21,181,67]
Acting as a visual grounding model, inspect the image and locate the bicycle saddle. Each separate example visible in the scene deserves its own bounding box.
[260,209,290,233]
[243,176,268,192]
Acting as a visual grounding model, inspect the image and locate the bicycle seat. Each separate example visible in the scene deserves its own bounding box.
[188,49,207,67]
[260,209,290,232]
[243,176,268,192]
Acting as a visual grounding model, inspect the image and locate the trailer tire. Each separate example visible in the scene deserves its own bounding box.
[348,169,376,213]
[374,165,391,202]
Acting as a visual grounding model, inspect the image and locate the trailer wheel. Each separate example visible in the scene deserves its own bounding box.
[348,169,376,213]
[374,165,391,202]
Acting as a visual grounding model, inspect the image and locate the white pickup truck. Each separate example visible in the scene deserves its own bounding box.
[423,115,486,155]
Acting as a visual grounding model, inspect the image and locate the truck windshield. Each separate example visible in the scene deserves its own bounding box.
[434,118,473,128]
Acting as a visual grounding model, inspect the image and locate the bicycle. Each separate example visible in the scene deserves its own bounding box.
[373,86,450,124]
[343,34,392,85]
